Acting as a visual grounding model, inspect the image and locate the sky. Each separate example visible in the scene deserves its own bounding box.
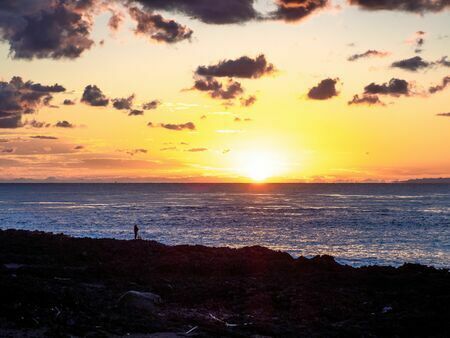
[0,0,449,183]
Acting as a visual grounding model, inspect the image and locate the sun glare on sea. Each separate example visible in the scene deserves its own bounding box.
[237,150,282,182]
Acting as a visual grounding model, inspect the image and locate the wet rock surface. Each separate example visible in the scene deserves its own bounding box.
[0,229,449,337]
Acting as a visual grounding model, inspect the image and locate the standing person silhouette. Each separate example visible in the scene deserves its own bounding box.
[134,224,139,240]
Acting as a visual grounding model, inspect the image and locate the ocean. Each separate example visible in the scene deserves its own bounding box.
[0,183,449,268]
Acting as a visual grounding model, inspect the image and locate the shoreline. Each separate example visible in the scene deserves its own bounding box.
[1,229,449,337]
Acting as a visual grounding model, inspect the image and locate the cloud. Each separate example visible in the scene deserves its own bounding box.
[0,1,95,60]
[348,50,390,61]
[55,120,74,128]
[364,78,410,96]
[25,120,52,128]
[30,135,59,140]
[63,99,76,105]
[112,95,135,110]
[196,55,275,79]
[0,76,66,128]
[74,145,84,150]
[437,112,450,117]
[130,0,259,24]
[143,100,160,110]
[128,109,144,116]
[429,76,450,94]
[240,95,257,107]
[348,0,450,13]
[307,78,339,100]
[391,56,431,71]
[1,148,15,153]
[192,77,244,100]
[271,0,330,22]
[187,148,207,152]
[160,122,196,131]
[81,85,109,106]
[348,94,385,106]
[128,6,193,43]
[125,148,148,155]
[437,56,450,67]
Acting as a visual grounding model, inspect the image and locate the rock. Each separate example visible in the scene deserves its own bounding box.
[118,291,162,313]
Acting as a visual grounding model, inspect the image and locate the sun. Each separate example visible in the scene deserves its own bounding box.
[238,150,282,182]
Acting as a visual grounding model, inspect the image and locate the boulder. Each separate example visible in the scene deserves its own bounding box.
[118,291,162,313]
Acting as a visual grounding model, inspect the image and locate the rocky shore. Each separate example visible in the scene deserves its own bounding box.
[0,230,449,337]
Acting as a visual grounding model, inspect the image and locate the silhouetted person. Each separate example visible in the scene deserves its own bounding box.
[134,224,139,240]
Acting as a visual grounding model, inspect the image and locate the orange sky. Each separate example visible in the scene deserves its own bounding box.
[0,0,449,182]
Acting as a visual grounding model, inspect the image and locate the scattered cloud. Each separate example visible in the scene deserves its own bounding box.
[0,76,65,128]
[429,76,450,94]
[348,94,385,106]
[63,99,76,105]
[364,78,411,96]
[196,55,275,79]
[307,78,339,100]
[113,95,135,110]
[131,0,259,25]
[55,120,74,128]
[128,109,144,116]
[187,148,207,152]
[129,6,193,44]
[30,136,58,140]
[348,0,450,13]
[348,50,390,61]
[143,100,160,110]
[436,112,450,117]
[391,56,431,71]
[192,77,244,101]
[0,1,95,60]
[271,0,330,22]
[159,122,196,131]
[81,85,109,107]
[240,95,257,107]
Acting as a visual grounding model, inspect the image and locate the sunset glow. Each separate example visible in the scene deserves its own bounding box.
[0,0,449,182]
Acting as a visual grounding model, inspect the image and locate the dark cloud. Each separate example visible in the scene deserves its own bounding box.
[391,56,431,71]
[160,122,196,131]
[113,95,135,110]
[1,148,15,153]
[0,76,66,128]
[196,55,275,79]
[30,136,58,140]
[129,0,259,24]
[348,50,390,61]
[128,109,144,116]
[364,78,410,96]
[63,99,76,105]
[129,6,193,43]
[272,0,329,22]
[25,120,52,128]
[143,100,160,110]
[348,94,385,106]
[307,78,339,100]
[348,0,450,13]
[0,1,95,60]
[436,112,450,117]
[187,148,207,152]
[81,85,109,107]
[193,77,244,100]
[74,145,84,150]
[55,120,74,128]
[429,76,450,94]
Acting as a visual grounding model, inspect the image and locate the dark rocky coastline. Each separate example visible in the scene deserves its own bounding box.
[0,230,449,337]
